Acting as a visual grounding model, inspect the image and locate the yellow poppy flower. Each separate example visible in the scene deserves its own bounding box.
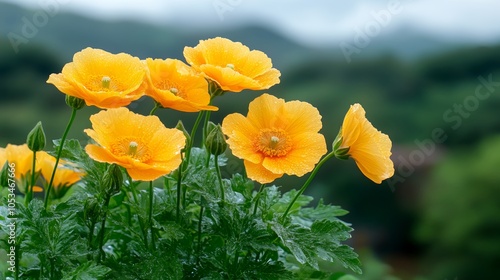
[84,107,186,181]
[0,144,48,193]
[337,104,394,184]
[39,153,83,197]
[1,144,43,180]
[144,58,218,112]
[47,47,147,109]
[221,94,327,184]
[183,37,281,93]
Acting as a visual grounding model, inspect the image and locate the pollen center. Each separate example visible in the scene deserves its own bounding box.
[128,141,138,156]
[170,87,179,95]
[111,138,151,162]
[101,76,111,89]
[255,129,292,157]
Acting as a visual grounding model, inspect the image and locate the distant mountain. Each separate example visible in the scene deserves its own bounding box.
[0,2,309,70]
[1,1,494,67]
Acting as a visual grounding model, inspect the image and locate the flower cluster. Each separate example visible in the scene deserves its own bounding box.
[1,36,395,279]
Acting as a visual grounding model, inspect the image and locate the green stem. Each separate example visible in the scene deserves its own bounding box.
[25,151,37,206]
[130,185,149,249]
[98,193,111,262]
[202,110,212,144]
[205,152,211,168]
[252,184,266,215]
[87,219,97,255]
[148,181,155,251]
[50,257,55,279]
[214,155,225,203]
[176,166,182,223]
[44,108,77,209]
[281,151,336,221]
[14,243,19,280]
[183,111,205,170]
[196,204,204,264]
[149,102,161,115]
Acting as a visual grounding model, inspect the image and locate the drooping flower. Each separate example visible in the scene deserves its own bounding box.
[144,58,218,112]
[47,47,147,108]
[0,144,47,192]
[84,107,186,181]
[1,144,40,180]
[39,154,83,198]
[183,37,281,93]
[335,103,394,184]
[222,94,327,184]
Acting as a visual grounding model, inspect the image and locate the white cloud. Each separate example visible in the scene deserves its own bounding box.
[2,0,500,45]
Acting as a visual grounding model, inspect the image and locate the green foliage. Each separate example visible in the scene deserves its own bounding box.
[416,135,500,279]
[1,142,361,279]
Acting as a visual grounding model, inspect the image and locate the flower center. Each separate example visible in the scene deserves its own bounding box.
[101,76,111,89]
[111,139,151,162]
[170,87,179,95]
[226,63,235,70]
[255,129,292,157]
[128,141,138,156]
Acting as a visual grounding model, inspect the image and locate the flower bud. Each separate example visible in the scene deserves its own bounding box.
[332,129,350,160]
[102,164,123,196]
[84,197,100,221]
[65,95,85,110]
[205,123,227,156]
[26,121,46,152]
[207,79,225,98]
[176,120,191,147]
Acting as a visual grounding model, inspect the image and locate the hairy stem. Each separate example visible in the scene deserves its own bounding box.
[25,151,37,206]
[214,155,225,203]
[98,193,111,262]
[281,151,336,221]
[148,181,156,251]
[252,184,266,215]
[44,108,77,209]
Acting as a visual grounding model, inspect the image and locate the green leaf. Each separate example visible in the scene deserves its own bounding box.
[271,219,361,274]
[62,262,111,280]
[230,173,254,201]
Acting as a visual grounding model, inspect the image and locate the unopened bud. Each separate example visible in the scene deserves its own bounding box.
[207,79,225,98]
[176,120,191,146]
[84,197,100,221]
[332,129,350,160]
[205,123,227,156]
[65,95,85,110]
[26,121,46,152]
[102,164,123,196]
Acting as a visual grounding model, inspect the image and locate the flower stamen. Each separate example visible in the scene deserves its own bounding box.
[101,76,111,89]
[255,129,291,157]
[170,87,179,95]
[128,141,138,156]
[226,63,235,70]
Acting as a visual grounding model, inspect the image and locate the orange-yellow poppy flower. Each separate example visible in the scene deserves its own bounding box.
[47,47,147,109]
[1,144,43,180]
[337,103,394,184]
[144,58,218,112]
[183,37,281,93]
[1,144,47,192]
[84,107,186,181]
[39,153,83,197]
[221,93,327,184]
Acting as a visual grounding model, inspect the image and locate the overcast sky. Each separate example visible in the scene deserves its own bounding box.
[3,0,500,46]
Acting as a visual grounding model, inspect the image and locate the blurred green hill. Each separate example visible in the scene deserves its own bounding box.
[1,2,500,279]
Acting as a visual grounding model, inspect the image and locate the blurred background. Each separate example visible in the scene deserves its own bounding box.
[1,0,500,279]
